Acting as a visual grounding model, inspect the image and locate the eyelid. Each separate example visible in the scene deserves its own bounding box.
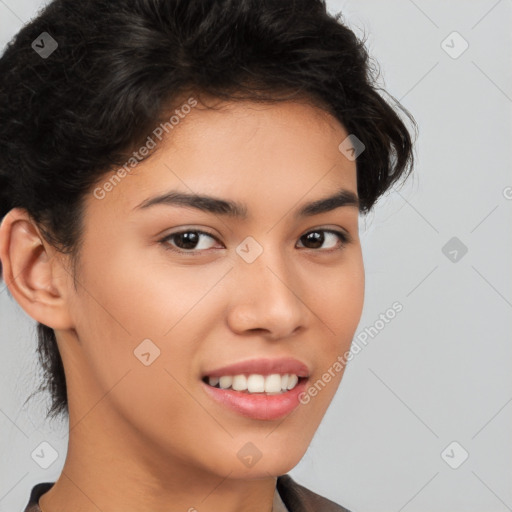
[316,226,352,243]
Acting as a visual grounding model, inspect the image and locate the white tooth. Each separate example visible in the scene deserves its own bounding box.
[232,374,248,391]
[247,374,265,393]
[286,374,299,390]
[281,374,289,390]
[265,374,282,393]
[208,376,220,387]
[219,376,233,389]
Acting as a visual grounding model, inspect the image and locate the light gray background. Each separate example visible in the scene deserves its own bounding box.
[1,1,511,511]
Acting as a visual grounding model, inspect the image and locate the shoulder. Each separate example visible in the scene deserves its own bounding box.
[22,482,54,512]
[276,474,352,512]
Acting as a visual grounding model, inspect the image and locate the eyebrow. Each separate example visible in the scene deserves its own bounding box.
[133,188,360,219]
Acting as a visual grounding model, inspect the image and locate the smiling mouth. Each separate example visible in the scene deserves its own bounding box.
[201,374,307,394]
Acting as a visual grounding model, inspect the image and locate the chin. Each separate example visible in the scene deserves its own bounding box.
[196,445,303,479]
[227,465,293,480]
[225,453,304,480]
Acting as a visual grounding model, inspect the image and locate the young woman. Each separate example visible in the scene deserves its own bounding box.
[0,1,415,511]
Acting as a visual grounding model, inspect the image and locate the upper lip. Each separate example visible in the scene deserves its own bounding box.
[202,357,310,379]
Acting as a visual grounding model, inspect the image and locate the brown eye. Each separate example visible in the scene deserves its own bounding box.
[161,230,219,253]
[297,230,349,251]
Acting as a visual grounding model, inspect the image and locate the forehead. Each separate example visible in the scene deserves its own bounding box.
[87,99,357,220]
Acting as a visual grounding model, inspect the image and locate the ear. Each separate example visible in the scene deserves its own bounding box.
[0,208,74,330]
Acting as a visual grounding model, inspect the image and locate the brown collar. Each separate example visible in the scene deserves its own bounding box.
[276,475,352,512]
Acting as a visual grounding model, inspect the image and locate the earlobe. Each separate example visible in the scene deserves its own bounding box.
[0,208,74,330]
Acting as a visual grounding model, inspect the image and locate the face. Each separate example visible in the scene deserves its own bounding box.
[56,98,365,479]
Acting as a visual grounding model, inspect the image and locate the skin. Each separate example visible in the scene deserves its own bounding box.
[0,98,365,512]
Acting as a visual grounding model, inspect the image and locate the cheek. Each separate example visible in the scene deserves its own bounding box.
[292,250,364,386]
[332,263,365,341]
[305,250,365,346]
[68,250,215,447]
[70,237,233,394]
[67,243,184,390]
[76,229,224,337]
[298,251,364,405]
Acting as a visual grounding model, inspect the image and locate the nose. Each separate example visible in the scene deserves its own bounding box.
[226,248,310,340]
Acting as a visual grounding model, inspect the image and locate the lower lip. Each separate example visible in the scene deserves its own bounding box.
[201,378,308,421]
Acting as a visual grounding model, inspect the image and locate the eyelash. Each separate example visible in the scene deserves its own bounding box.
[159,228,351,256]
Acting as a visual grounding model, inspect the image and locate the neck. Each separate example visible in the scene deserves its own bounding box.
[38,401,278,512]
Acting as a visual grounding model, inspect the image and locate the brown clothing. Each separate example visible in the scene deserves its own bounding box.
[23,474,351,512]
